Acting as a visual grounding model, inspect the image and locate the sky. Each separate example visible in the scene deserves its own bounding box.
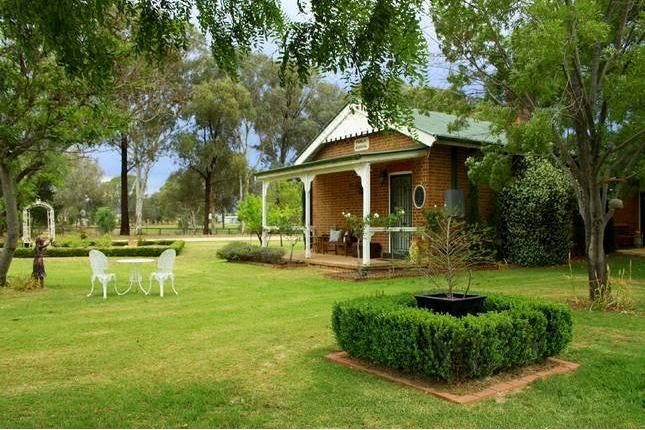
[91,3,450,194]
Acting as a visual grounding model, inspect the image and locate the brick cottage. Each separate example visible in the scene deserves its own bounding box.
[255,104,642,266]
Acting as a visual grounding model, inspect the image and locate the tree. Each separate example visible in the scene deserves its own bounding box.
[108,37,183,236]
[267,180,303,246]
[253,61,346,167]
[175,77,252,234]
[237,194,263,243]
[278,0,428,127]
[0,20,117,285]
[154,169,204,231]
[128,66,181,235]
[53,155,109,224]
[429,0,644,301]
[95,207,117,234]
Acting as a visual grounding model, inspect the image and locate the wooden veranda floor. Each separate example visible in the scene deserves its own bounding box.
[291,250,415,270]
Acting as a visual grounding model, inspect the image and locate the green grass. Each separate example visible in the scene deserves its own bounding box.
[1,242,643,428]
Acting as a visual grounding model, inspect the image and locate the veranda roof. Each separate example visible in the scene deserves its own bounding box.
[255,146,428,181]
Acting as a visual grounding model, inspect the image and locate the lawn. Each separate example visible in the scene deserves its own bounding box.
[0,241,643,428]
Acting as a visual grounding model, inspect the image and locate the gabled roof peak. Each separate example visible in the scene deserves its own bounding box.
[295,103,505,165]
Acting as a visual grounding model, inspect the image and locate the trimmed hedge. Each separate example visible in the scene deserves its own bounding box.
[9,240,185,258]
[331,293,572,381]
[53,240,129,248]
[216,242,285,264]
[137,239,176,246]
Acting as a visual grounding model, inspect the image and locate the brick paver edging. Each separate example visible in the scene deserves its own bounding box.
[326,351,579,404]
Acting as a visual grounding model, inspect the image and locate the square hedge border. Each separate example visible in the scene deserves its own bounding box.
[331,293,572,381]
[8,240,185,258]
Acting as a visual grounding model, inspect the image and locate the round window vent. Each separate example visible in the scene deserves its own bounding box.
[414,185,426,209]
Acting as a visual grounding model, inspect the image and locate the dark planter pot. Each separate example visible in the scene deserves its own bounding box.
[414,292,486,317]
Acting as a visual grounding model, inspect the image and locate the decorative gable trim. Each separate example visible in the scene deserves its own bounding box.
[294,104,436,165]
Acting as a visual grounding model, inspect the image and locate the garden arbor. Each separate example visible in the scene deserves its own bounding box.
[22,199,56,247]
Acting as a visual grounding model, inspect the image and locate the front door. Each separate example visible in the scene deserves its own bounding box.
[389,174,413,257]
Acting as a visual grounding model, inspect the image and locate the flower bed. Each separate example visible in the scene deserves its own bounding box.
[9,240,185,258]
[331,293,572,381]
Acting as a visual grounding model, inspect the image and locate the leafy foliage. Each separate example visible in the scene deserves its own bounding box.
[95,207,117,235]
[430,0,644,299]
[246,55,347,167]
[281,0,429,129]
[237,194,263,243]
[216,242,285,264]
[12,241,185,258]
[175,72,252,233]
[332,293,572,381]
[498,158,574,266]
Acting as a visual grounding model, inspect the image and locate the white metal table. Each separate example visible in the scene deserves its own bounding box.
[115,258,154,295]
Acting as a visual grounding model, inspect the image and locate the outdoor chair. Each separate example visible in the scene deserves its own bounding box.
[146,249,177,297]
[322,229,349,255]
[88,250,117,300]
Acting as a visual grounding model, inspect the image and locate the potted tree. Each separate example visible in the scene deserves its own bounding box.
[414,208,494,316]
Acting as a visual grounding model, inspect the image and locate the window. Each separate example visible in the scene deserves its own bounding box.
[413,185,426,209]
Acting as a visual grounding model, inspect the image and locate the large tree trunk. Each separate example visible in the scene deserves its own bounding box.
[0,162,19,287]
[203,172,212,235]
[133,162,150,236]
[119,134,130,236]
[584,190,610,301]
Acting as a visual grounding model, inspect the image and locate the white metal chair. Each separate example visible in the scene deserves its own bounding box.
[147,249,177,297]
[88,250,117,300]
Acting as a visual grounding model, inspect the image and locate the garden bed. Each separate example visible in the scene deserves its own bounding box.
[326,351,578,404]
[332,293,573,381]
[8,240,185,258]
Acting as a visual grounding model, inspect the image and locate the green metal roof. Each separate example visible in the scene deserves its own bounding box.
[412,110,506,145]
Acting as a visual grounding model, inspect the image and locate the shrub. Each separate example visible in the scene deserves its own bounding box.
[216,242,285,264]
[54,234,90,248]
[498,157,574,266]
[331,293,572,381]
[95,234,112,248]
[137,239,175,246]
[13,240,185,258]
[95,207,116,234]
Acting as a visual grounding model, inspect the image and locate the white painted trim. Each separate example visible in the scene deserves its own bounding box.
[369,227,420,233]
[258,149,428,182]
[353,163,372,266]
[261,181,271,247]
[301,174,316,258]
[295,104,356,165]
[294,104,436,165]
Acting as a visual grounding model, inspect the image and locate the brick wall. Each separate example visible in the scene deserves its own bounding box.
[311,132,422,161]
[310,131,493,253]
[613,192,640,234]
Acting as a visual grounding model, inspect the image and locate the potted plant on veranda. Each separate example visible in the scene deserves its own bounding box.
[414,208,495,316]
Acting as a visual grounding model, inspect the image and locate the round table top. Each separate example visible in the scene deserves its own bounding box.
[115,258,155,264]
